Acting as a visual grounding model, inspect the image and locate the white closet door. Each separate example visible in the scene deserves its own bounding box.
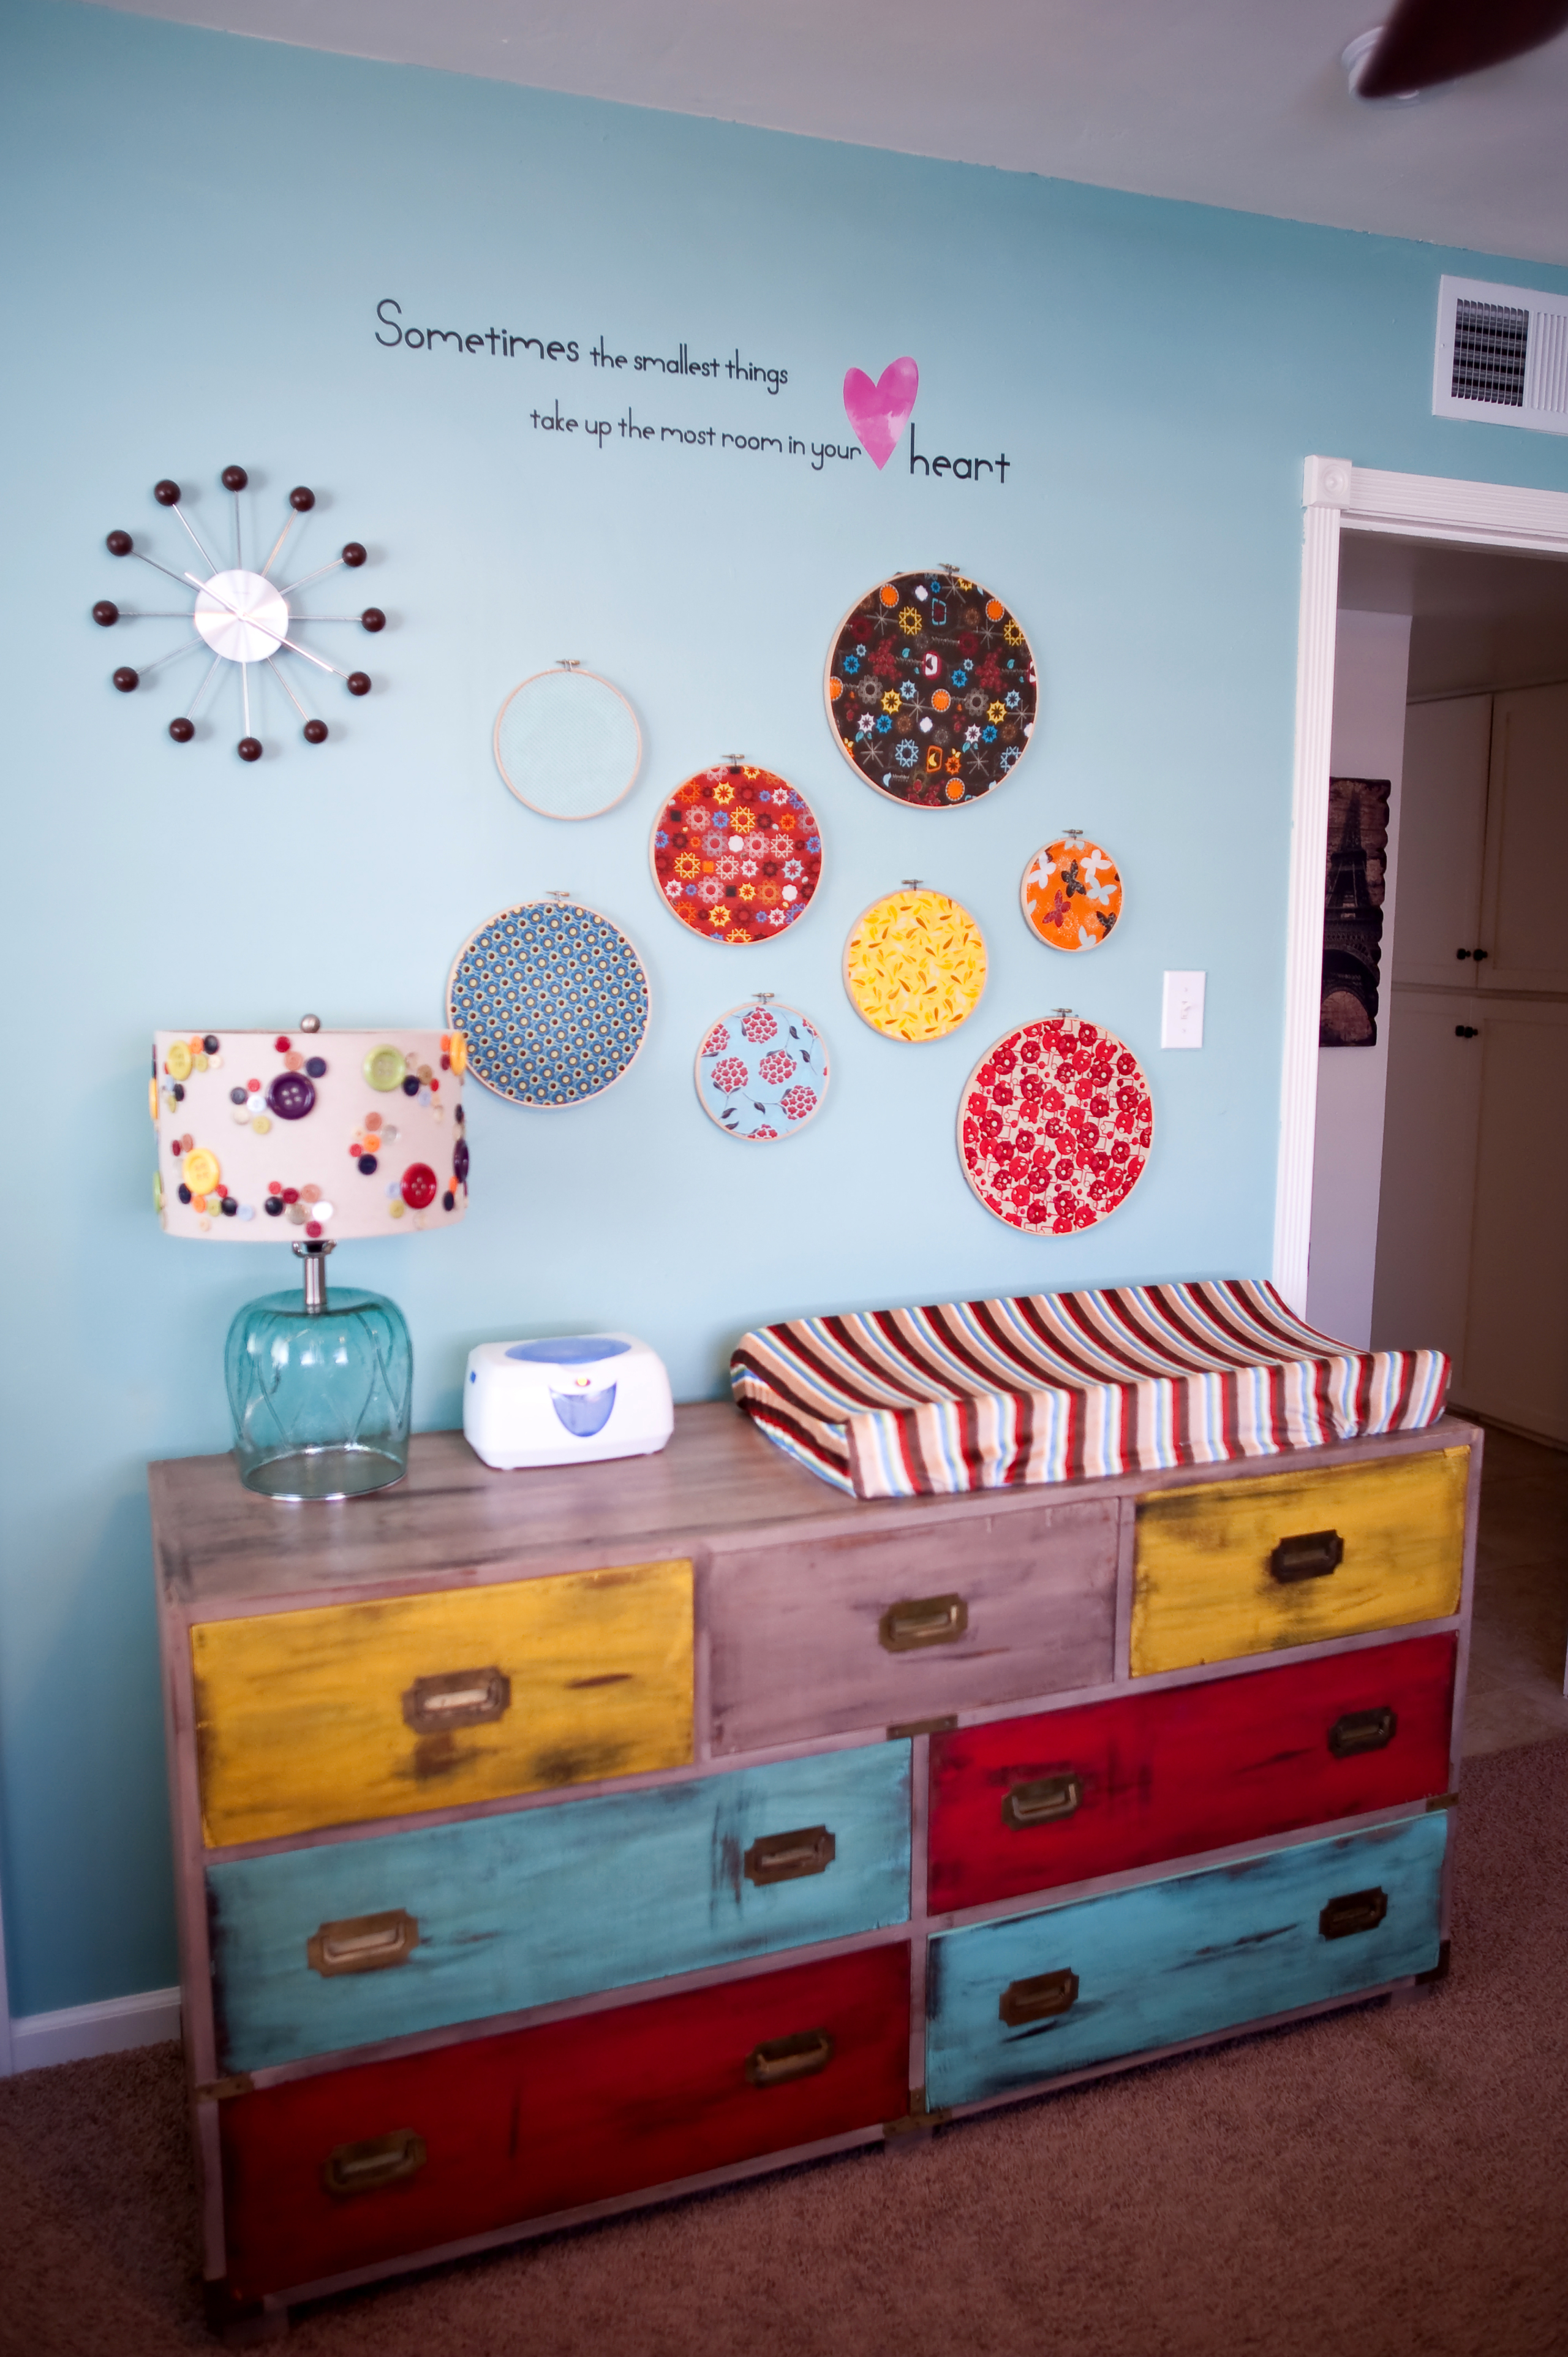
[1458,1003,1568,1445]
[1480,682,1568,996]
[1370,991,1486,1368]
[1392,697,1491,988]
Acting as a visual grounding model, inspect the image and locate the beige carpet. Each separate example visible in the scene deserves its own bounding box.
[3,1739,1566,2357]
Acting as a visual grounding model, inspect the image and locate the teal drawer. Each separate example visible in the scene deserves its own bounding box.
[210,1742,911,2073]
[925,1811,1446,2109]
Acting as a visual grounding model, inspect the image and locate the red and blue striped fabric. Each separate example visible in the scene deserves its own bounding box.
[729,1278,1450,1499]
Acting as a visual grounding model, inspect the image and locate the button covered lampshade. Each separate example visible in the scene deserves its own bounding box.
[151,1020,469,1500]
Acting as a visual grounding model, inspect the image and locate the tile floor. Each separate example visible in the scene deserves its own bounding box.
[1460,1422,1568,1756]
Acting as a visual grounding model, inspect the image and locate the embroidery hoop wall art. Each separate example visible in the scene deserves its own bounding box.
[958,1013,1153,1234]
[695,997,829,1142]
[1020,833,1124,952]
[447,894,651,1110]
[494,663,642,820]
[825,569,1037,808]
[650,762,823,945]
[843,885,987,1042]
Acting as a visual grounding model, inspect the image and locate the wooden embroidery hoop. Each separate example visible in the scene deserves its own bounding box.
[494,663,643,820]
[693,994,832,1143]
[446,891,653,1110]
[822,565,1038,809]
[842,880,989,1042]
[648,757,824,947]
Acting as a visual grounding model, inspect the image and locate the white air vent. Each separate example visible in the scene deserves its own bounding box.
[1434,275,1568,437]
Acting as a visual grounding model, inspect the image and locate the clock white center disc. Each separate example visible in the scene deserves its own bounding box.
[194,569,290,664]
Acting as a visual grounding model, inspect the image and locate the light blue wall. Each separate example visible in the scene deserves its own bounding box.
[2,0,1566,2018]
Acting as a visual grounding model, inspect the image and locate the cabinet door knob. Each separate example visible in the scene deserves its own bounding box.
[322,2130,427,2197]
[1002,1772,1083,1829]
[998,1968,1079,2026]
[745,2029,835,2086]
[743,1825,836,1885]
[878,1594,968,1652]
[401,1666,511,1733]
[1455,947,1488,961]
[1319,1886,1389,1940]
[1268,1528,1344,1583]
[1455,1026,1478,1039]
[307,1908,420,1976]
[1327,1707,1398,1758]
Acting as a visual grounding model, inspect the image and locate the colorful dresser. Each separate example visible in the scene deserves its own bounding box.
[149,1402,1478,2338]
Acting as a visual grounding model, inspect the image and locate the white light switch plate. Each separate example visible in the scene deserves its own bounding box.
[1161,970,1205,1049]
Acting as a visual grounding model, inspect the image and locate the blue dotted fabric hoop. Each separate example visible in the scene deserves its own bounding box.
[448,900,651,1108]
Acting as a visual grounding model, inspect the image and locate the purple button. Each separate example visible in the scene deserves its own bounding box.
[266,1071,317,1122]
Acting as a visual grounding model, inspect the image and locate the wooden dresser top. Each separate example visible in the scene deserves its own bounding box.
[148,1402,1479,1614]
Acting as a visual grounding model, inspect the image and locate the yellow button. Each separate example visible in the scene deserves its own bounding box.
[364,1045,407,1092]
[148,1078,159,1125]
[448,1032,469,1076]
[251,1115,271,1135]
[184,1148,221,1195]
[166,1040,192,1081]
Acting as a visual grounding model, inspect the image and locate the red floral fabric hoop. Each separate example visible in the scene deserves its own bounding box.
[957,1013,1153,1233]
[650,763,822,945]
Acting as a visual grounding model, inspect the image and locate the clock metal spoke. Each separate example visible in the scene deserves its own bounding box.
[265,653,308,717]
[278,558,345,597]
[260,515,297,579]
[187,654,222,716]
[134,550,201,594]
[266,654,328,743]
[133,638,206,680]
[168,501,219,577]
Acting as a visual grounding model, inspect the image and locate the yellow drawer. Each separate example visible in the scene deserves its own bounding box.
[1130,1449,1468,1677]
[191,1561,693,1847]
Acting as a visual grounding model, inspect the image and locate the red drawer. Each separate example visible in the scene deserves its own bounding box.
[927,1634,1457,1913]
[220,1940,910,2301]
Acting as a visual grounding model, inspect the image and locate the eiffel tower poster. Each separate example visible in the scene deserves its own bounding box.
[1320,776,1391,1046]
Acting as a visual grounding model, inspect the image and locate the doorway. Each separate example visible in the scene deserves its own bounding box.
[1316,532,1568,1450]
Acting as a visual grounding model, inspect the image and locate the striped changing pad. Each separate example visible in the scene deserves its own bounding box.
[728,1278,1449,1499]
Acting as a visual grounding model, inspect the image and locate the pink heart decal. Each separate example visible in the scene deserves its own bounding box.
[843,358,919,471]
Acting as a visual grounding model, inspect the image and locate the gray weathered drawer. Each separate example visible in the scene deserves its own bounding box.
[706,1499,1118,1753]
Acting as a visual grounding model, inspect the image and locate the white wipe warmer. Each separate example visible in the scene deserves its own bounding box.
[463,1333,674,1470]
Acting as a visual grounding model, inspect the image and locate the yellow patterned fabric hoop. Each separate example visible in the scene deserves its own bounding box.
[843,888,987,1042]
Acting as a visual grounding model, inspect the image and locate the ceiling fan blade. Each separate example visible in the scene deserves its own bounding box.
[1356,0,1568,95]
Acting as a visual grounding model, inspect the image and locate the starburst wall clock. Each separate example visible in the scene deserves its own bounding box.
[92,467,386,759]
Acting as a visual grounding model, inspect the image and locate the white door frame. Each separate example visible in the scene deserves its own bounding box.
[1273,455,1568,1314]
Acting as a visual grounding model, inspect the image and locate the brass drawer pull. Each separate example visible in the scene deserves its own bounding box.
[1003,1772,1082,1829]
[1319,1885,1389,1940]
[322,2129,427,2197]
[744,1825,837,1885]
[998,1968,1079,2026]
[1328,1706,1398,1758]
[306,1908,420,1977]
[878,1594,968,1652]
[745,2028,835,2087]
[1269,1529,1344,1584]
[401,1666,511,1733]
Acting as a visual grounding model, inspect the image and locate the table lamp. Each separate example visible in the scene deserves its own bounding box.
[151,1016,469,1500]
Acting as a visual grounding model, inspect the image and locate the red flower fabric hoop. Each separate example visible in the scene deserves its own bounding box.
[958,1013,1153,1233]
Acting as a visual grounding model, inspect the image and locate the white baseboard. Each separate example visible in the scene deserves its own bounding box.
[7,1986,181,2073]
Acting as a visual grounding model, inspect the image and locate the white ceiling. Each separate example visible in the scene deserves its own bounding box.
[87,0,1568,267]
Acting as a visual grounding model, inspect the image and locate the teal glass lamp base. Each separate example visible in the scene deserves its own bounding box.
[224,1242,413,1502]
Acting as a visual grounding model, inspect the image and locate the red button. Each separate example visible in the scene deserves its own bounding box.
[401,1162,438,1210]
[274,1035,290,1052]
